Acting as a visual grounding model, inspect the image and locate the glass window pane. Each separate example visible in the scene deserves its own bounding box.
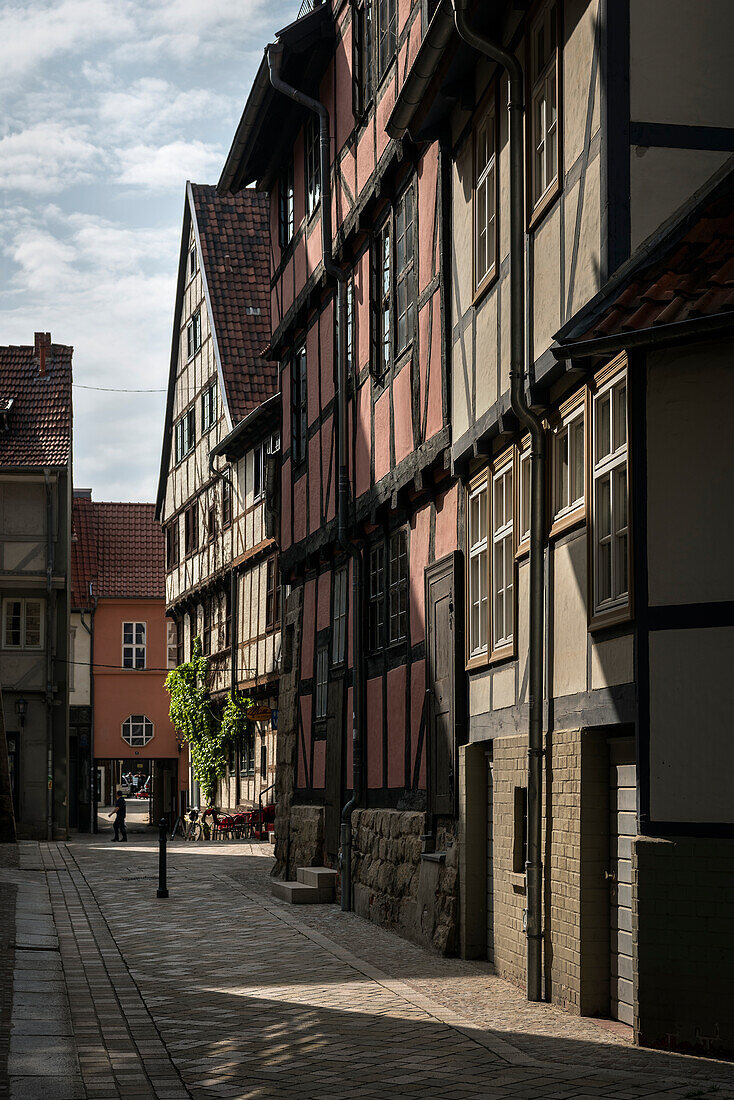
[24,601,42,647]
[597,473,611,539]
[613,381,627,450]
[570,417,584,505]
[595,393,610,462]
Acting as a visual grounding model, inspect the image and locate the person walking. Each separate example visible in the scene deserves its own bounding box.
[108,790,127,842]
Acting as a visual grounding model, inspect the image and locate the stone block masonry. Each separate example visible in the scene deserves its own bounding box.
[634,835,734,1058]
[351,807,459,953]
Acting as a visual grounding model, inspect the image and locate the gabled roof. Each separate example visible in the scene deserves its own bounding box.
[0,337,72,468]
[155,184,277,519]
[555,162,734,356]
[72,497,164,608]
[190,185,275,422]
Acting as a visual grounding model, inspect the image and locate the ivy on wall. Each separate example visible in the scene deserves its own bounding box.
[165,636,252,806]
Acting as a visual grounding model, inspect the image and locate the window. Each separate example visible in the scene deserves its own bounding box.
[394,187,415,356]
[166,621,178,669]
[553,402,585,524]
[266,556,280,631]
[353,0,373,119]
[122,622,146,669]
[253,442,265,502]
[222,477,232,528]
[368,542,385,651]
[474,102,497,290]
[377,0,397,80]
[184,503,198,556]
[166,520,179,568]
[592,369,629,620]
[346,277,355,376]
[315,645,328,720]
[372,185,415,380]
[174,407,195,463]
[122,715,154,747]
[239,726,255,776]
[187,308,202,359]
[492,459,514,652]
[228,739,236,774]
[291,346,307,466]
[224,587,232,648]
[279,159,295,248]
[305,116,320,218]
[260,743,268,781]
[201,602,211,655]
[188,245,197,281]
[3,598,44,650]
[206,505,216,543]
[201,381,217,432]
[519,446,531,546]
[530,1,559,210]
[513,787,528,874]
[332,565,347,664]
[467,478,488,659]
[388,529,408,643]
[375,219,391,379]
[176,618,184,667]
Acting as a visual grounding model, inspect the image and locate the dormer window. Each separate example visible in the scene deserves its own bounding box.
[0,398,14,433]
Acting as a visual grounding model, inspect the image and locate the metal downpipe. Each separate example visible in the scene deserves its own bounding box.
[267,44,363,912]
[452,0,546,1002]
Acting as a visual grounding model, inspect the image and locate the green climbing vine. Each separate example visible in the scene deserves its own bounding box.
[165,637,251,805]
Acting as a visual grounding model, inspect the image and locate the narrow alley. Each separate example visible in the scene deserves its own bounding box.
[1,832,732,1100]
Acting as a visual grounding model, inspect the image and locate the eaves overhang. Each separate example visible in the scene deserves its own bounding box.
[218,3,335,195]
[210,392,281,462]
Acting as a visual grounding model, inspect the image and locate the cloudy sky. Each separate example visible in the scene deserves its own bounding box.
[0,0,300,501]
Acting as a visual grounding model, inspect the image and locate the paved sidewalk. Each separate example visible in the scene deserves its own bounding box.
[2,835,734,1100]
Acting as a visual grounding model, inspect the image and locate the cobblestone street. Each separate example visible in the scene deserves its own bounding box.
[1,831,733,1100]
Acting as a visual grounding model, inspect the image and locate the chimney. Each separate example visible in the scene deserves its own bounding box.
[34,332,51,376]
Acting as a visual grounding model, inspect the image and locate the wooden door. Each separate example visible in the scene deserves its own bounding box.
[425,553,460,817]
[324,678,345,858]
[609,738,636,1025]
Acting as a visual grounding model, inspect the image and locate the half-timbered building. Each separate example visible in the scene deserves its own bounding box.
[156,184,280,813]
[219,0,461,950]
[389,0,734,1054]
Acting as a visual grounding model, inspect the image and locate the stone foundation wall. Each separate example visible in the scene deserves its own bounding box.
[283,804,325,880]
[634,836,734,1057]
[351,808,458,954]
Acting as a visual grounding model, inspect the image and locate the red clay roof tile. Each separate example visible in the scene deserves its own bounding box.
[0,342,72,467]
[72,498,164,607]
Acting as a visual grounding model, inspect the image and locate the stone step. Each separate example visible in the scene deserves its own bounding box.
[297,866,338,891]
[271,880,333,904]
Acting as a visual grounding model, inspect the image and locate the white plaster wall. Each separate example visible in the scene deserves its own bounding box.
[551,534,587,699]
[649,626,734,823]
[630,0,734,128]
[630,147,729,252]
[647,342,734,607]
[591,635,633,691]
[69,613,91,706]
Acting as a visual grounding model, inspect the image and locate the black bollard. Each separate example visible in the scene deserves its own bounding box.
[157,817,169,898]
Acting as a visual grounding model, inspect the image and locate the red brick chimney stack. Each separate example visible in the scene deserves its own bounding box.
[34,331,51,376]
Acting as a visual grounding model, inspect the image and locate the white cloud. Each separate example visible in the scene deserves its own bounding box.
[0,122,104,193]
[116,139,224,191]
[0,0,134,84]
[98,79,231,143]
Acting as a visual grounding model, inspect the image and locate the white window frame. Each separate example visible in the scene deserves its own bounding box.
[174,407,195,464]
[491,457,515,653]
[591,366,629,622]
[530,1,559,211]
[122,621,146,670]
[552,401,585,526]
[332,566,348,665]
[474,101,497,291]
[467,476,489,660]
[518,444,532,548]
[315,645,328,720]
[305,116,321,218]
[2,598,44,650]
[121,714,154,747]
[252,441,266,503]
[187,308,202,360]
[201,381,217,433]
